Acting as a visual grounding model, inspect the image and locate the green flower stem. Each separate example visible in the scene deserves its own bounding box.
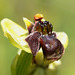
[33,67,45,75]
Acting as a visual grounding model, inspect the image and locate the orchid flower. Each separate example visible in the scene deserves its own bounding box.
[1,14,68,67]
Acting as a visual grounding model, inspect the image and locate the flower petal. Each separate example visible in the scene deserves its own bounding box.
[34,48,44,65]
[25,31,41,56]
[56,32,68,49]
[23,17,34,34]
[1,18,31,53]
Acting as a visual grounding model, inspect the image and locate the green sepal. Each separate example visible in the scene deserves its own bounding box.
[23,17,34,33]
[1,18,31,53]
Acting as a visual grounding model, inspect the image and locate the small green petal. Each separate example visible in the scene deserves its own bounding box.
[48,60,61,70]
[56,32,68,49]
[35,48,44,65]
[1,18,31,53]
[23,17,34,33]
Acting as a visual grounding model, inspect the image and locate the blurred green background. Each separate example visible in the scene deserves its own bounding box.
[0,0,75,75]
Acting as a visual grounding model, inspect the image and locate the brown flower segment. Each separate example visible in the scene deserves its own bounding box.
[25,31,41,56]
[25,14,64,61]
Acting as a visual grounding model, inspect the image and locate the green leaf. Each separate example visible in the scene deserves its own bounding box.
[1,18,31,53]
[11,50,32,75]
[11,54,19,75]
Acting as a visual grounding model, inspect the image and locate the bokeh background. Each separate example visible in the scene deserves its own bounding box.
[0,0,75,75]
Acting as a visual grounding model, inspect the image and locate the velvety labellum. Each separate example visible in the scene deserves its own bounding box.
[25,31,41,56]
[40,34,64,61]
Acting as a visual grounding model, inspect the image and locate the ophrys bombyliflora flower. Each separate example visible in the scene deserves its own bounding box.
[1,14,68,62]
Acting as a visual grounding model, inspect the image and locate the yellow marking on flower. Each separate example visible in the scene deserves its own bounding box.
[53,60,61,66]
[48,63,55,70]
[48,60,61,70]
[35,48,44,65]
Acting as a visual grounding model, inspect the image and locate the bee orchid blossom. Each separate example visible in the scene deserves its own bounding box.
[1,14,68,62]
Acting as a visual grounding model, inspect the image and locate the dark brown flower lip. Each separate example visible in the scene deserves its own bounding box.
[40,34,64,61]
[25,31,41,56]
[25,28,64,61]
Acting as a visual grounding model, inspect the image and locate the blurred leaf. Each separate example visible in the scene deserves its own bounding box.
[1,18,31,53]
[11,50,32,75]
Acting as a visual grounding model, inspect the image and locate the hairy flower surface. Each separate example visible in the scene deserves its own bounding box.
[1,14,68,62]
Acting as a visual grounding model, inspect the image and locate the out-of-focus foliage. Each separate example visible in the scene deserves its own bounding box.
[0,0,75,75]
